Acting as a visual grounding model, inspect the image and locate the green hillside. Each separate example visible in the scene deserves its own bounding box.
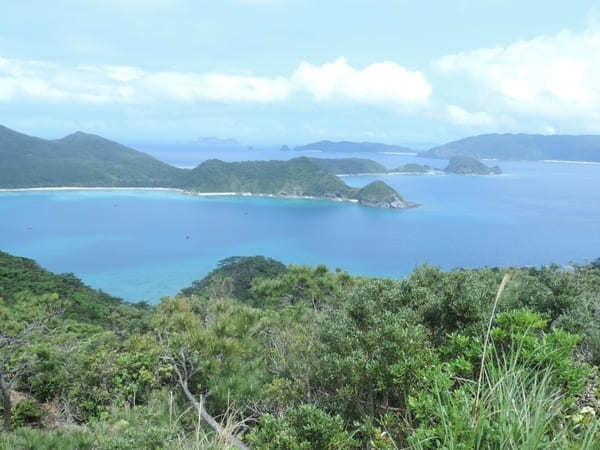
[0,251,149,330]
[0,125,181,188]
[444,155,502,175]
[180,157,358,199]
[307,157,387,174]
[392,163,432,173]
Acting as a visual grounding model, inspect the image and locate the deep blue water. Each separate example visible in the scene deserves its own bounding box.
[1,151,599,303]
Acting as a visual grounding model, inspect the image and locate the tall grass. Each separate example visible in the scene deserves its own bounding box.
[410,351,599,449]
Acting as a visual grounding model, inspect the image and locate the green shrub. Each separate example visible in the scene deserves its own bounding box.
[12,398,43,428]
[246,404,358,449]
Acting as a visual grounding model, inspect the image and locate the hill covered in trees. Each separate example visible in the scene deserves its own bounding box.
[0,125,414,209]
[307,157,387,174]
[1,251,600,448]
[444,155,502,175]
[421,133,600,162]
[0,125,180,188]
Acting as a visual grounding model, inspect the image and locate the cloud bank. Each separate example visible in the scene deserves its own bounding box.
[0,56,431,108]
[436,27,600,123]
[4,24,600,134]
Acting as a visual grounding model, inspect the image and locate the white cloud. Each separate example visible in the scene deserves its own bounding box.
[142,72,291,103]
[292,58,432,106]
[0,56,430,109]
[436,28,600,120]
[446,104,494,126]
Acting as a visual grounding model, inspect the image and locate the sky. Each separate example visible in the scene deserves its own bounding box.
[1,0,600,146]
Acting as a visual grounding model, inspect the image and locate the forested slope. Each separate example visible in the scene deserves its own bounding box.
[0,126,181,188]
[1,252,599,448]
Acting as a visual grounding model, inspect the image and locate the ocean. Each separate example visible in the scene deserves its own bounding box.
[1,150,599,303]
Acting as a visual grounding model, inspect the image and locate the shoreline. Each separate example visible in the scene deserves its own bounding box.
[338,170,442,176]
[543,160,600,166]
[0,186,363,206]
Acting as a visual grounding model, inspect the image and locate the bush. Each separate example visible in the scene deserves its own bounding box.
[246,404,358,449]
[12,398,43,428]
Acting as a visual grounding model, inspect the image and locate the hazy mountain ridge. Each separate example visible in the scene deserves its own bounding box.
[294,140,415,154]
[421,133,600,162]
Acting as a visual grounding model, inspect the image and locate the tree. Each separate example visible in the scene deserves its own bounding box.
[155,298,251,449]
[0,293,63,432]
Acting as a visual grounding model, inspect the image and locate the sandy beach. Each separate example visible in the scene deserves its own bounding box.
[543,160,600,166]
[0,186,360,204]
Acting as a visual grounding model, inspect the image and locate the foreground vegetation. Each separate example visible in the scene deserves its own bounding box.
[1,251,600,448]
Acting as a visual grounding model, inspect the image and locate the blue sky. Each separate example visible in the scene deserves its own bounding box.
[1,0,600,146]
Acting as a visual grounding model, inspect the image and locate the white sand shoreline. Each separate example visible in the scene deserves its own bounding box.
[0,186,360,204]
[338,170,441,176]
[543,160,600,166]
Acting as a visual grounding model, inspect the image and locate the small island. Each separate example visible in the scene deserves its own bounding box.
[444,155,502,175]
[390,163,433,174]
[355,180,419,209]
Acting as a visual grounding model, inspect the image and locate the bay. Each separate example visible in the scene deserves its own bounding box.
[1,150,599,303]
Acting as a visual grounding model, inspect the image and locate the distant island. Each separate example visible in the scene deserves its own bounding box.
[293,140,416,154]
[391,163,433,174]
[421,133,600,162]
[0,125,416,210]
[308,157,500,177]
[444,155,502,175]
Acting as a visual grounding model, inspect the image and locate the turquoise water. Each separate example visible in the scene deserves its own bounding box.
[1,154,599,303]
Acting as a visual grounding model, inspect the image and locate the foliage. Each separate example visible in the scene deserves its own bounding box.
[180,157,361,200]
[356,180,406,207]
[180,256,287,301]
[307,157,387,174]
[246,405,358,449]
[392,163,431,173]
[0,251,150,332]
[11,399,42,428]
[2,252,600,447]
[0,125,180,188]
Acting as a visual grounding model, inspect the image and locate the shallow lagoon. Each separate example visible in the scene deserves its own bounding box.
[1,152,599,303]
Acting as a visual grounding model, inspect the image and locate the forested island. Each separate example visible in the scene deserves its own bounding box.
[444,155,502,175]
[391,163,433,174]
[0,125,415,210]
[293,140,415,154]
[421,133,600,162]
[290,134,600,162]
[1,250,600,448]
